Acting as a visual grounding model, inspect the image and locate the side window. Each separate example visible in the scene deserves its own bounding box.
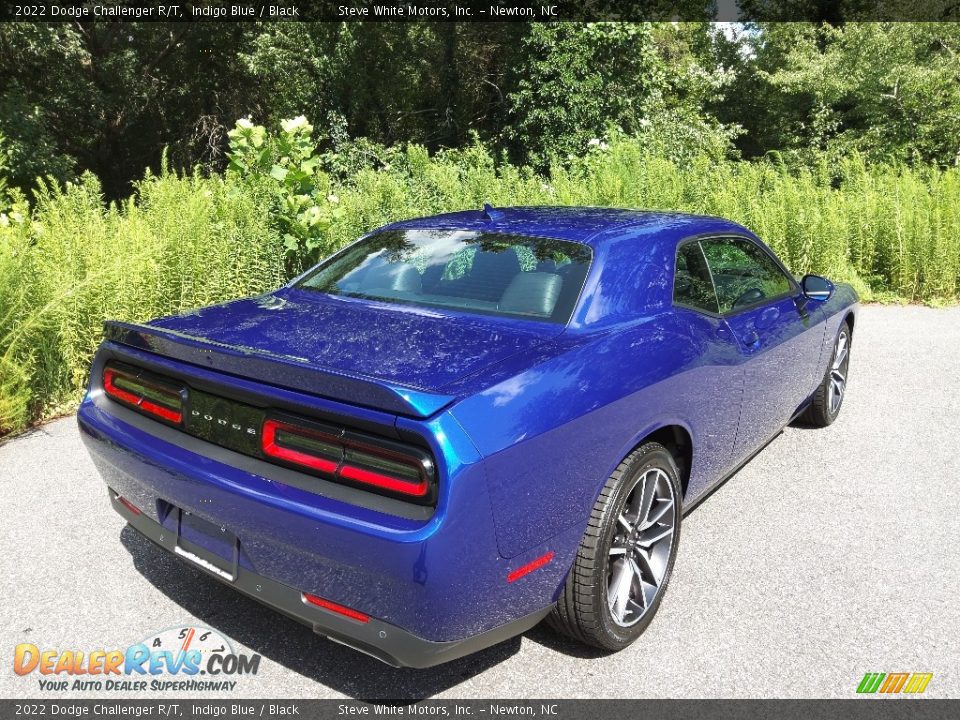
[674,242,719,314]
[700,237,792,314]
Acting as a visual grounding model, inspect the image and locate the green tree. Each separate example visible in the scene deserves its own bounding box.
[503,23,737,167]
[503,23,663,166]
[240,23,526,153]
[0,23,261,198]
[718,23,960,166]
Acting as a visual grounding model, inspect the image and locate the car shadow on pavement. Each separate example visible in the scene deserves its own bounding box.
[519,624,610,660]
[120,525,522,700]
[787,417,824,431]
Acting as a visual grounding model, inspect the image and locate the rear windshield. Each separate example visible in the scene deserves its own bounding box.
[296,229,592,324]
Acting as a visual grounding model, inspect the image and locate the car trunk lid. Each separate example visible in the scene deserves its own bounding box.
[104,289,561,418]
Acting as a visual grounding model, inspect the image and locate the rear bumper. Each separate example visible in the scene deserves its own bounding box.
[77,374,571,667]
[109,490,549,668]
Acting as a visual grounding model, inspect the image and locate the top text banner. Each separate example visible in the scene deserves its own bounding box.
[1,0,959,22]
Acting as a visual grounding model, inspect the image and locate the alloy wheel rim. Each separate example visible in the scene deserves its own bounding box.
[606,467,676,627]
[828,329,849,415]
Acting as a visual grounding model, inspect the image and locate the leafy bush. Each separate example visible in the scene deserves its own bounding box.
[0,92,76,190]
[321,135,959,303]
[227,116,343,274]
[0,169,284,434]
[503,23,739,168]
[2,123,959,436]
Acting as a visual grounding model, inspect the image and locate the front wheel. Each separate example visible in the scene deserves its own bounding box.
[548,442,681,651]
[803,321,851,427]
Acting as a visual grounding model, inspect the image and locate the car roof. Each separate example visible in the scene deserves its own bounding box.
[384,206,750,247]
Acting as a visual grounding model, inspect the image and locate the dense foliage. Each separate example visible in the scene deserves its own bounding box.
[0,167,286,433]
[2,120,958,434]
[4,22,960,198]
[2,21,960,435]
[714,23,960,165]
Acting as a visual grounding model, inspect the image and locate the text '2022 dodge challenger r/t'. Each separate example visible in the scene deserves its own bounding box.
[78,206,858,668]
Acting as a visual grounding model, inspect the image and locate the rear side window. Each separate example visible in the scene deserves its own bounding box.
[296,229,592,324]
[700,237,792,314]
[674,242,720,314]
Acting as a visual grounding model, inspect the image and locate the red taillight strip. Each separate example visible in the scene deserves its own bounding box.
[137,398,181,423]
[103,367,183,424]
[261,419,339,474]
[302,592,370,623]
[339,463,429,497]
[262,418,432,499]
[507,551,555,583]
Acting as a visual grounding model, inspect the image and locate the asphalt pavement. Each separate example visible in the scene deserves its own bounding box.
[1,305,958,699]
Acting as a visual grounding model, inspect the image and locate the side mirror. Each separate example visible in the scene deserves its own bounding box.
[801,274,834,302]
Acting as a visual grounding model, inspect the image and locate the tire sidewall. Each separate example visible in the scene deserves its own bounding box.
[825,323,851,422]
[594,445,682,647]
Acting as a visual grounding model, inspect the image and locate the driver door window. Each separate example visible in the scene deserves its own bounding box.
[700,237,792,314]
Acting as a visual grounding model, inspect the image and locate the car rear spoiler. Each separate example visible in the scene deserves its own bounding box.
[102,320,457,419]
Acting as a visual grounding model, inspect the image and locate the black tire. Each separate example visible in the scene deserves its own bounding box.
[802,320,852,427]
[548,442,682,651]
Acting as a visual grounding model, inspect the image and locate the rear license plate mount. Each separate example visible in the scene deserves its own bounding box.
[174,507,238,582]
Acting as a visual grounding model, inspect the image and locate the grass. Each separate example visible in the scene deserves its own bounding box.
[1,137,958,435]
[315,141,959,303]
[0,171,285,434]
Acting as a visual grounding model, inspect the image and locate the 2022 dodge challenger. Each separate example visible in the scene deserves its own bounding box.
[78,206,858,667]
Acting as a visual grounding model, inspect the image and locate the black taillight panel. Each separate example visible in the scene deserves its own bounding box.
[185,388,266,457]
[261,412,436,504]
[100,362,437,506]
[102,362,185,426]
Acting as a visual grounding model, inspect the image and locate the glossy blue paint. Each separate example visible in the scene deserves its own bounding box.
[78,206,859,662]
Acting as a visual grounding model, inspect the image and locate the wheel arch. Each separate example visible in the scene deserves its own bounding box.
[844,310,855,336]
[628,424,693,500]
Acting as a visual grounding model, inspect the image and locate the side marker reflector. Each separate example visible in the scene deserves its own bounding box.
[115,494,142,516]
[302,592,370,623]
[507,551,555,583]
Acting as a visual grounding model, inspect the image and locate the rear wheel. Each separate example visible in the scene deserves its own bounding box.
[803,321,851,427]
[548,442,681,651]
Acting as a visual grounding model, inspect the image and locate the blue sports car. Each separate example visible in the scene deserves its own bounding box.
[78,206,858,667]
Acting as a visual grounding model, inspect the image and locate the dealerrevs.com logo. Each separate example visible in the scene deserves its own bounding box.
[13,626,261,692]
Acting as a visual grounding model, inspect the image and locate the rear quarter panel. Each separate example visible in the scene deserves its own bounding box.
[447,266,857,562]
[449,311,743,559]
